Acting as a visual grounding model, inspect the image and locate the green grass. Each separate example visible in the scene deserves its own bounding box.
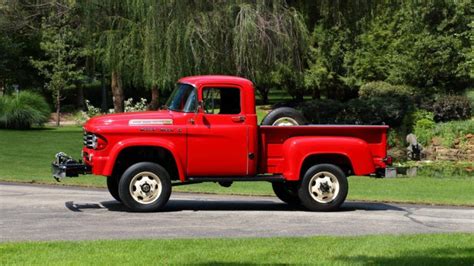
[0,127,104,187]
[1,127,473,206]
[1,234,472,265]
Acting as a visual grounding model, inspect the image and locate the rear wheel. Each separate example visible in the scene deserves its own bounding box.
[272,182,300,205]
[106,175,121,202]
[298,164,348,211]
[118,162,172,212]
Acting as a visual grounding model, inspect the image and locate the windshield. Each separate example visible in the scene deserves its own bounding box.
[165,83,197,112]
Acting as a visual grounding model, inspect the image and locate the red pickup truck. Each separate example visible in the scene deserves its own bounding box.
[53,75,391,212]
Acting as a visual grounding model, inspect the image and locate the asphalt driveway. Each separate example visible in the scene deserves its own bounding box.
[1,182,473,242]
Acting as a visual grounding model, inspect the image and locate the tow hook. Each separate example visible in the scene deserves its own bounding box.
[51,152,91,181]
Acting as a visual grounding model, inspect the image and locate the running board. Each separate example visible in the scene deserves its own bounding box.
[187,175,285,183]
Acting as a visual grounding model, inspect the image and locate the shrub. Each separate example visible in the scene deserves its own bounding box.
[359,81,415,99]
[0,91,50,129]
[299,99,344,124]
[124,98,148,112]
[298,96,409,127]
[433,95,472,122]
[413,118,436,146]
[433,119,474,147]
[342,96,409,126]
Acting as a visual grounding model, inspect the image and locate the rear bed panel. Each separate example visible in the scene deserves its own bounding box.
[258,125,388,177]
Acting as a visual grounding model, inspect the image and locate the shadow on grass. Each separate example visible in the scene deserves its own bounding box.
[65,199,405,213]
[335,247,474,266]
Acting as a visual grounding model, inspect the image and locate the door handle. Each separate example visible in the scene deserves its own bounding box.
[231,116,246,123]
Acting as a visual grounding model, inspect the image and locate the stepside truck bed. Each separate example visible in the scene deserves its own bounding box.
[259,125,389,178]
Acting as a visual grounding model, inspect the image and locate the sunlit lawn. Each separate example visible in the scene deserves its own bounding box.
[1,234,472,265]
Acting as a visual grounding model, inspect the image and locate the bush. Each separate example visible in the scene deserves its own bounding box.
[0,91,50,129]
[433,95,472,122]
[298,96,410,127]
[413,119,474,147]
[343,96,409,126]
[359,81,415,99]
[433,119,474,147]
[299,99,344,124]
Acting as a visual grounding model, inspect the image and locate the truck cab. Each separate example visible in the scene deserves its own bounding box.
[52,75,391,212]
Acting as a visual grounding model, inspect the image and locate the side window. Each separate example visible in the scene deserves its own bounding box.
[202,88,241,114]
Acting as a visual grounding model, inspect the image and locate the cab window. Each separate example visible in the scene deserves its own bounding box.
[202,88,241,114]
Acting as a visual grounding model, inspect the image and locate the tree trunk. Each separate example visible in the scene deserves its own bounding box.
[148,84,159,110]
[55,91,61,127]
[101,72,108,112]
[312,88,320,99]
[0,80,4,97]
[258,86,270,105]
[293,91,304,102]
[77,86,85,111]
[111,70,124,113]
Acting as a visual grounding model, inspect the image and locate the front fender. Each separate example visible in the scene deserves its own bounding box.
[282,137,375,180]
[103,137,185,181]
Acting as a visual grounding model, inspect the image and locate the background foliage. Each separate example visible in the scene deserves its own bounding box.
[0,0,472,143]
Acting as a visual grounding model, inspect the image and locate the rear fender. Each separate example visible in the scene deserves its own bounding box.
[103,137,185,181]
[282,137,375,180]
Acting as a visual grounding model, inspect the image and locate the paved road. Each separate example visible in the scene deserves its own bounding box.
[1,182,473,242]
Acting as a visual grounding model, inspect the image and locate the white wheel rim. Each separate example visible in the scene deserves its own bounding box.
[129,171,162,205]
[308,171,340,203]
[272,117,299,126]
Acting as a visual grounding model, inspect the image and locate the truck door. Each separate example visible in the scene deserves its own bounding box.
[186,86,249,176]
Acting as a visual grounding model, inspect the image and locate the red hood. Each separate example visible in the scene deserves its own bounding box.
[84,110,176,132]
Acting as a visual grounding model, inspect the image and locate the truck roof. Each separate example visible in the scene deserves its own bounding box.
[178,75,254,88]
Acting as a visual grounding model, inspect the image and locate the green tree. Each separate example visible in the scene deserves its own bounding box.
[31,7,84,126]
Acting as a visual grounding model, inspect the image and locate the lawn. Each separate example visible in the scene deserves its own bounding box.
[0,127,473,206]
[1,234,472,265]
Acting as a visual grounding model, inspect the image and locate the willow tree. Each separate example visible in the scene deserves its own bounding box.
[79,0,144,112]
[141,1,197,109]
[183,1,308,104]
[80,1,308,109]
[80,0,199,111]
[232,1,308,103]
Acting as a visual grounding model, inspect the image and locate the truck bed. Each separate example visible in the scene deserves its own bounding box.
[258,125,388,175]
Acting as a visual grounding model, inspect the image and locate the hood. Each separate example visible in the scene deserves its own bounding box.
[84,110,175,132]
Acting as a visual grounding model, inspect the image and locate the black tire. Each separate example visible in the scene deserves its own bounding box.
[106,175,121,202]
[298,164,348,212]
[118,162,172,212]
[261,107,306,126]
[272,182,301,205]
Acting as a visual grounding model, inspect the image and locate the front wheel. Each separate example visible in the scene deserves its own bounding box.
[298,164,348,211]
[118,162,172,212]
[106,175,121,202]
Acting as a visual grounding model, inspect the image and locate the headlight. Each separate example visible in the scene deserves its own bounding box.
[84,132,107,150]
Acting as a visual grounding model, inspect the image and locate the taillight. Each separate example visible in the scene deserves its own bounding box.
[383,156,393,165]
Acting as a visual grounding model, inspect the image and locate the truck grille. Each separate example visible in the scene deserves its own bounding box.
[83,132,94,149]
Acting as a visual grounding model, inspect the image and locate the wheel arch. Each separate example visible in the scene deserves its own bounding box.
[104,138,185,181]
[300,153,353,178]
[282,136,375,180]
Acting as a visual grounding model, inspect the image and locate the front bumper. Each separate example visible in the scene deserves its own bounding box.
[52,152,91,181]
